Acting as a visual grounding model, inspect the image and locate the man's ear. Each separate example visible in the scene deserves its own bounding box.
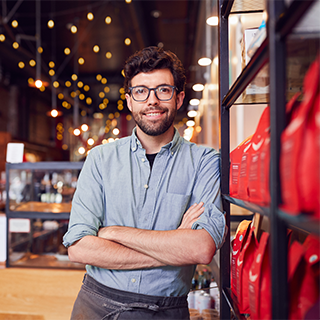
[126,93,132,112]
[176,91,185,111]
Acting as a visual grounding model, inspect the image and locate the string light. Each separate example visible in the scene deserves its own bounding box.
[29,59,36,67]
[78,57,85,65]
[87,12,94,21]
[105,16,112,24]
[64,47,71,55]
[78,147,86,155]
[0,34,5,42]
[87,138,95,146]
[105,52,112,59]
[124,38,131,45]
[12,42,19,49]
[81,124,89,132]
[11,20,18,28]
[84,85,90,91]
[96,74,102,81]
[93,45,100,53]
[73,128,81,136]
[101,78,107,84]
[77,81,83,88]
[71,25,77,33]
[53,81,59,88]
[49,61,55,68]
[18,61,25,69]
[47,20,55,28]
[71,74,78,81]
[86,97,92,105]
[65,81,71,87]
[38,47,43,53]
[192,84,204,92]
[49,69,55,76]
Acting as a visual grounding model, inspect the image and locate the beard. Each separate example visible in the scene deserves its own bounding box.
[131,105,177,136]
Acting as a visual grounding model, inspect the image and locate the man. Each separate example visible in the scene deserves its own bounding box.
[63,46,226,320]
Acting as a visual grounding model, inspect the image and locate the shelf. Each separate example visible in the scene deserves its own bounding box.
[222,287,247,320]
[276,0,317,39]
[221,0,265,17]
[7,212,70,220]
[222,37,269,109]
[278,209,320,235]
[223,195,270,216]
[6,161,83,171]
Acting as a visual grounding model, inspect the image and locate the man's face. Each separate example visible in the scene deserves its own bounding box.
[126,69,185,137]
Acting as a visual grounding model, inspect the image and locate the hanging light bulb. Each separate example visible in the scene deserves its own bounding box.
[198,57,212,66]
[35,79,43,88]
[73,128,81,136]
[206,16,218,26]
[192,84,204,92]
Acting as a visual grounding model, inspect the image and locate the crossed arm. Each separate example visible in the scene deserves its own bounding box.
[68,202,216,270]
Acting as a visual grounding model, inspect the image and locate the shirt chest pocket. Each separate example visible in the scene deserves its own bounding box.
[153,192,191,230]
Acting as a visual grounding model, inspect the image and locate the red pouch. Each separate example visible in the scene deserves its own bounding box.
[298,235,320,319]
[298,93,320,218]
[259,132,270,206]
[248,232,271,320]
[231,220,252,301]
[230,136,252,197]
[237,141,253,201]
[248,106,270,204]
[237,227,258,314]
[288,240,305,320]
[280,56,320,214]
[288,235,320,319]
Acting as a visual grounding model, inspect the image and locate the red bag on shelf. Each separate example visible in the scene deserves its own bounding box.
[288,240,305,320]
[280,56,320,215]
[288,235,320,319]
[231,220,252,302]
[230,136,252,197]
[237,140,253,201]
[247,106,270,204]
[297,93,320,219]
[236,226,258,314]
[248,232,271,320]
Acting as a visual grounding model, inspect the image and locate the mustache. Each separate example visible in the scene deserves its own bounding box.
[140,106,169,113]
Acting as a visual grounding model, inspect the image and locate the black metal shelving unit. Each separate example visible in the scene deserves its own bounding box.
[218,0,318,319]
[5,161,83,268]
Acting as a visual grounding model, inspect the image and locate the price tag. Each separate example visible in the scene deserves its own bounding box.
[9,218,30,233]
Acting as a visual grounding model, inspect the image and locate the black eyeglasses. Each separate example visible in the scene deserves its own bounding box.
[129,85,177,102]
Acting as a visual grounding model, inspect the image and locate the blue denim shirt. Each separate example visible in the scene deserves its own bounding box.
[63,128,225,297]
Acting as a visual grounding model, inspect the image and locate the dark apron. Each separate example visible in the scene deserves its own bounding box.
[70,274,190,320]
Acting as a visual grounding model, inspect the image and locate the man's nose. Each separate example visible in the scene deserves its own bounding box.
[147,89,160,104]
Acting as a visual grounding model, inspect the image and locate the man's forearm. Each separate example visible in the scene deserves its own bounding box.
[98,227,216,266]
[68,235,166,269]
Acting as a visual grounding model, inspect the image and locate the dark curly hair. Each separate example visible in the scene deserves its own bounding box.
[123,46,186,94]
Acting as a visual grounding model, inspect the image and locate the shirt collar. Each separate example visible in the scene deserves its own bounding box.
[130,127,182,156]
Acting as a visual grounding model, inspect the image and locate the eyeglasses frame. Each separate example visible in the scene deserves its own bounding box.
[128,85,178,102]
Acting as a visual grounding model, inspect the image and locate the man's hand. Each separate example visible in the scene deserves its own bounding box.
[178,202,204,229]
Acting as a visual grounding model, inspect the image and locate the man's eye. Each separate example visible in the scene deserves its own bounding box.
[158,86,170,93]
[134,88,147,95]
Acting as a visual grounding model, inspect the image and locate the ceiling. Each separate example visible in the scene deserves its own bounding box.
[0,0,205,122]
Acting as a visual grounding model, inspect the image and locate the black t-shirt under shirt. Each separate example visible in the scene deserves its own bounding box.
[146,153,157,170]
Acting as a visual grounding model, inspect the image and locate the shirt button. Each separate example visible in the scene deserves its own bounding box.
[144,184,148,189]
[141,158,146,162]
[171,151,174,155]
[132,147,136,151]
[131,278,136,283]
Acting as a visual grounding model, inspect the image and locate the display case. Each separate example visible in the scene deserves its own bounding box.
[218,0,319,319]
[5,161,84,269]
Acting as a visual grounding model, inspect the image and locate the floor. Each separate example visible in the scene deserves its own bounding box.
[0,267,85,320]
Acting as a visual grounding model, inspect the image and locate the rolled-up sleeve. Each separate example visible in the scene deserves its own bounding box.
[190,149,226,250]
[63,147,105,248]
